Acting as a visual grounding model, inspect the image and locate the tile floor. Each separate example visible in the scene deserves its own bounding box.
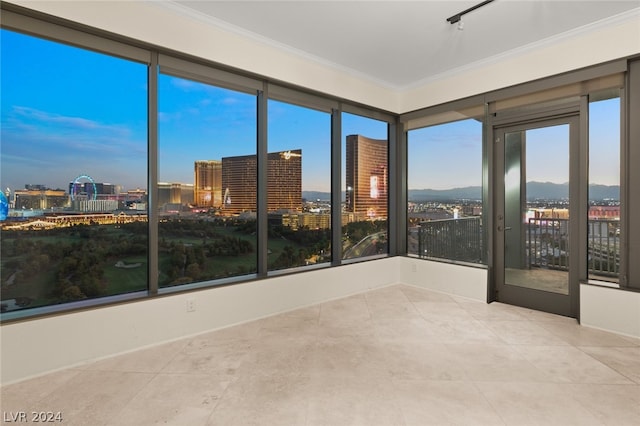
[2,284,640,425]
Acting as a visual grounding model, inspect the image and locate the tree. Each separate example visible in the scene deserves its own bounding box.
[185,263,201,280]
[62,285,86,301]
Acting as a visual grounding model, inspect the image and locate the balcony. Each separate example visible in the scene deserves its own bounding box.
[416,217,620,281]
[417,217,483,264]
[527,218,620,281]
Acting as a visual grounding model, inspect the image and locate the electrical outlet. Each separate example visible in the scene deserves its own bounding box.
[186,298,196,312]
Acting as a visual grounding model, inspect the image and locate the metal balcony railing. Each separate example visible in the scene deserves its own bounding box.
[527,218,620,279]
[417,217,620,280]
[527,218,570,270]
[586,220,621,278]
[417,217,483,263]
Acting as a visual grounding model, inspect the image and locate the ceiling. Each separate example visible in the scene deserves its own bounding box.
[166,1,640,90]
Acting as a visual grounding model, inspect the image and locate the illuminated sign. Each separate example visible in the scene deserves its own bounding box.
[370,175,379,199]
[281,150,302,160]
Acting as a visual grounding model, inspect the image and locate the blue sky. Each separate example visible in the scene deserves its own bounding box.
[408,119,482,190]
[589,98,621,186]
[1,29,148,192]
[1,29,621,195]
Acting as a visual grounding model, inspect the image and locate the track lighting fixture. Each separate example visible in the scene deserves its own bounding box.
[447,0,494,28]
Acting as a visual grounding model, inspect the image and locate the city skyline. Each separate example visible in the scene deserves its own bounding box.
[1,28,622,195]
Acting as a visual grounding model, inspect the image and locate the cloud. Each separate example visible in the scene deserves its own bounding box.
[11,104,138,134]
[158,111,183,122]
[220,96,241,106]
[1,106,147,189]
[170,78,200,91]
[12,106,107,131]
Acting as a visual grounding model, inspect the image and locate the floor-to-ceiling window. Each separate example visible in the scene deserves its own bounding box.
[0,29,148,312]
[407,118,484,263]
[588,95,621,283]
[341,113,389,260]
[0,9,398,320]
[157,73,258,287]
[267,100,331,271]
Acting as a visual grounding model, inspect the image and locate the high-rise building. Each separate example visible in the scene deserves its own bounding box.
[158,182,194,210]
[268,150,302,212]
[14,188,68,210]
[194,160,222,207]
[126,188,147,202]
[221,155,256,214]
[345,135,388,219]
[71,199,119,212]
[94,183,116,195]
[221,149,302,215]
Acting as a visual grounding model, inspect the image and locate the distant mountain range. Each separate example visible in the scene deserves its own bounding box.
[408,182,620,201]
[302,182,620,202]
[408,186,482,201]
[586,184,621,200]
[302,191,333,201]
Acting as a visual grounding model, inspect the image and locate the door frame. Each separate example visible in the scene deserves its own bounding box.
[488,99,587,318]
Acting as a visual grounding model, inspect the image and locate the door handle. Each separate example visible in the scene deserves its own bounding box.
[497,226,513,232]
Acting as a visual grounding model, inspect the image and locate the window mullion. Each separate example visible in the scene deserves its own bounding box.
[257,86,268,276]
[331,108,343,264]
[148,52,159,296]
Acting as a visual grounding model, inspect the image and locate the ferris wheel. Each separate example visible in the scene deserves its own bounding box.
[70,174,98,201]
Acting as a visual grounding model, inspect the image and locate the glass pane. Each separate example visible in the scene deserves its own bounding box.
[158,75,257,287]
[267,100,331,271]
[588,97,620,282]
[341,113,388,259]
[504,125,570,295]
[1,29,148,312]
[407,119,483,263]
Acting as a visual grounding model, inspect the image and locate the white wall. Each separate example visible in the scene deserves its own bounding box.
[580,284,640,339]
[397,257,488,302]
[1,257,401,385]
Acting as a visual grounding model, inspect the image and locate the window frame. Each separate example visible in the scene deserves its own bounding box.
[405,117,485,265]
[0,7,398,321]
[0,24,152,320]
[265,98,333,273]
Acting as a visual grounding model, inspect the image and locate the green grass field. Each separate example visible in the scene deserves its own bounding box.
[103,255,148,295]
[1,268,57,308]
